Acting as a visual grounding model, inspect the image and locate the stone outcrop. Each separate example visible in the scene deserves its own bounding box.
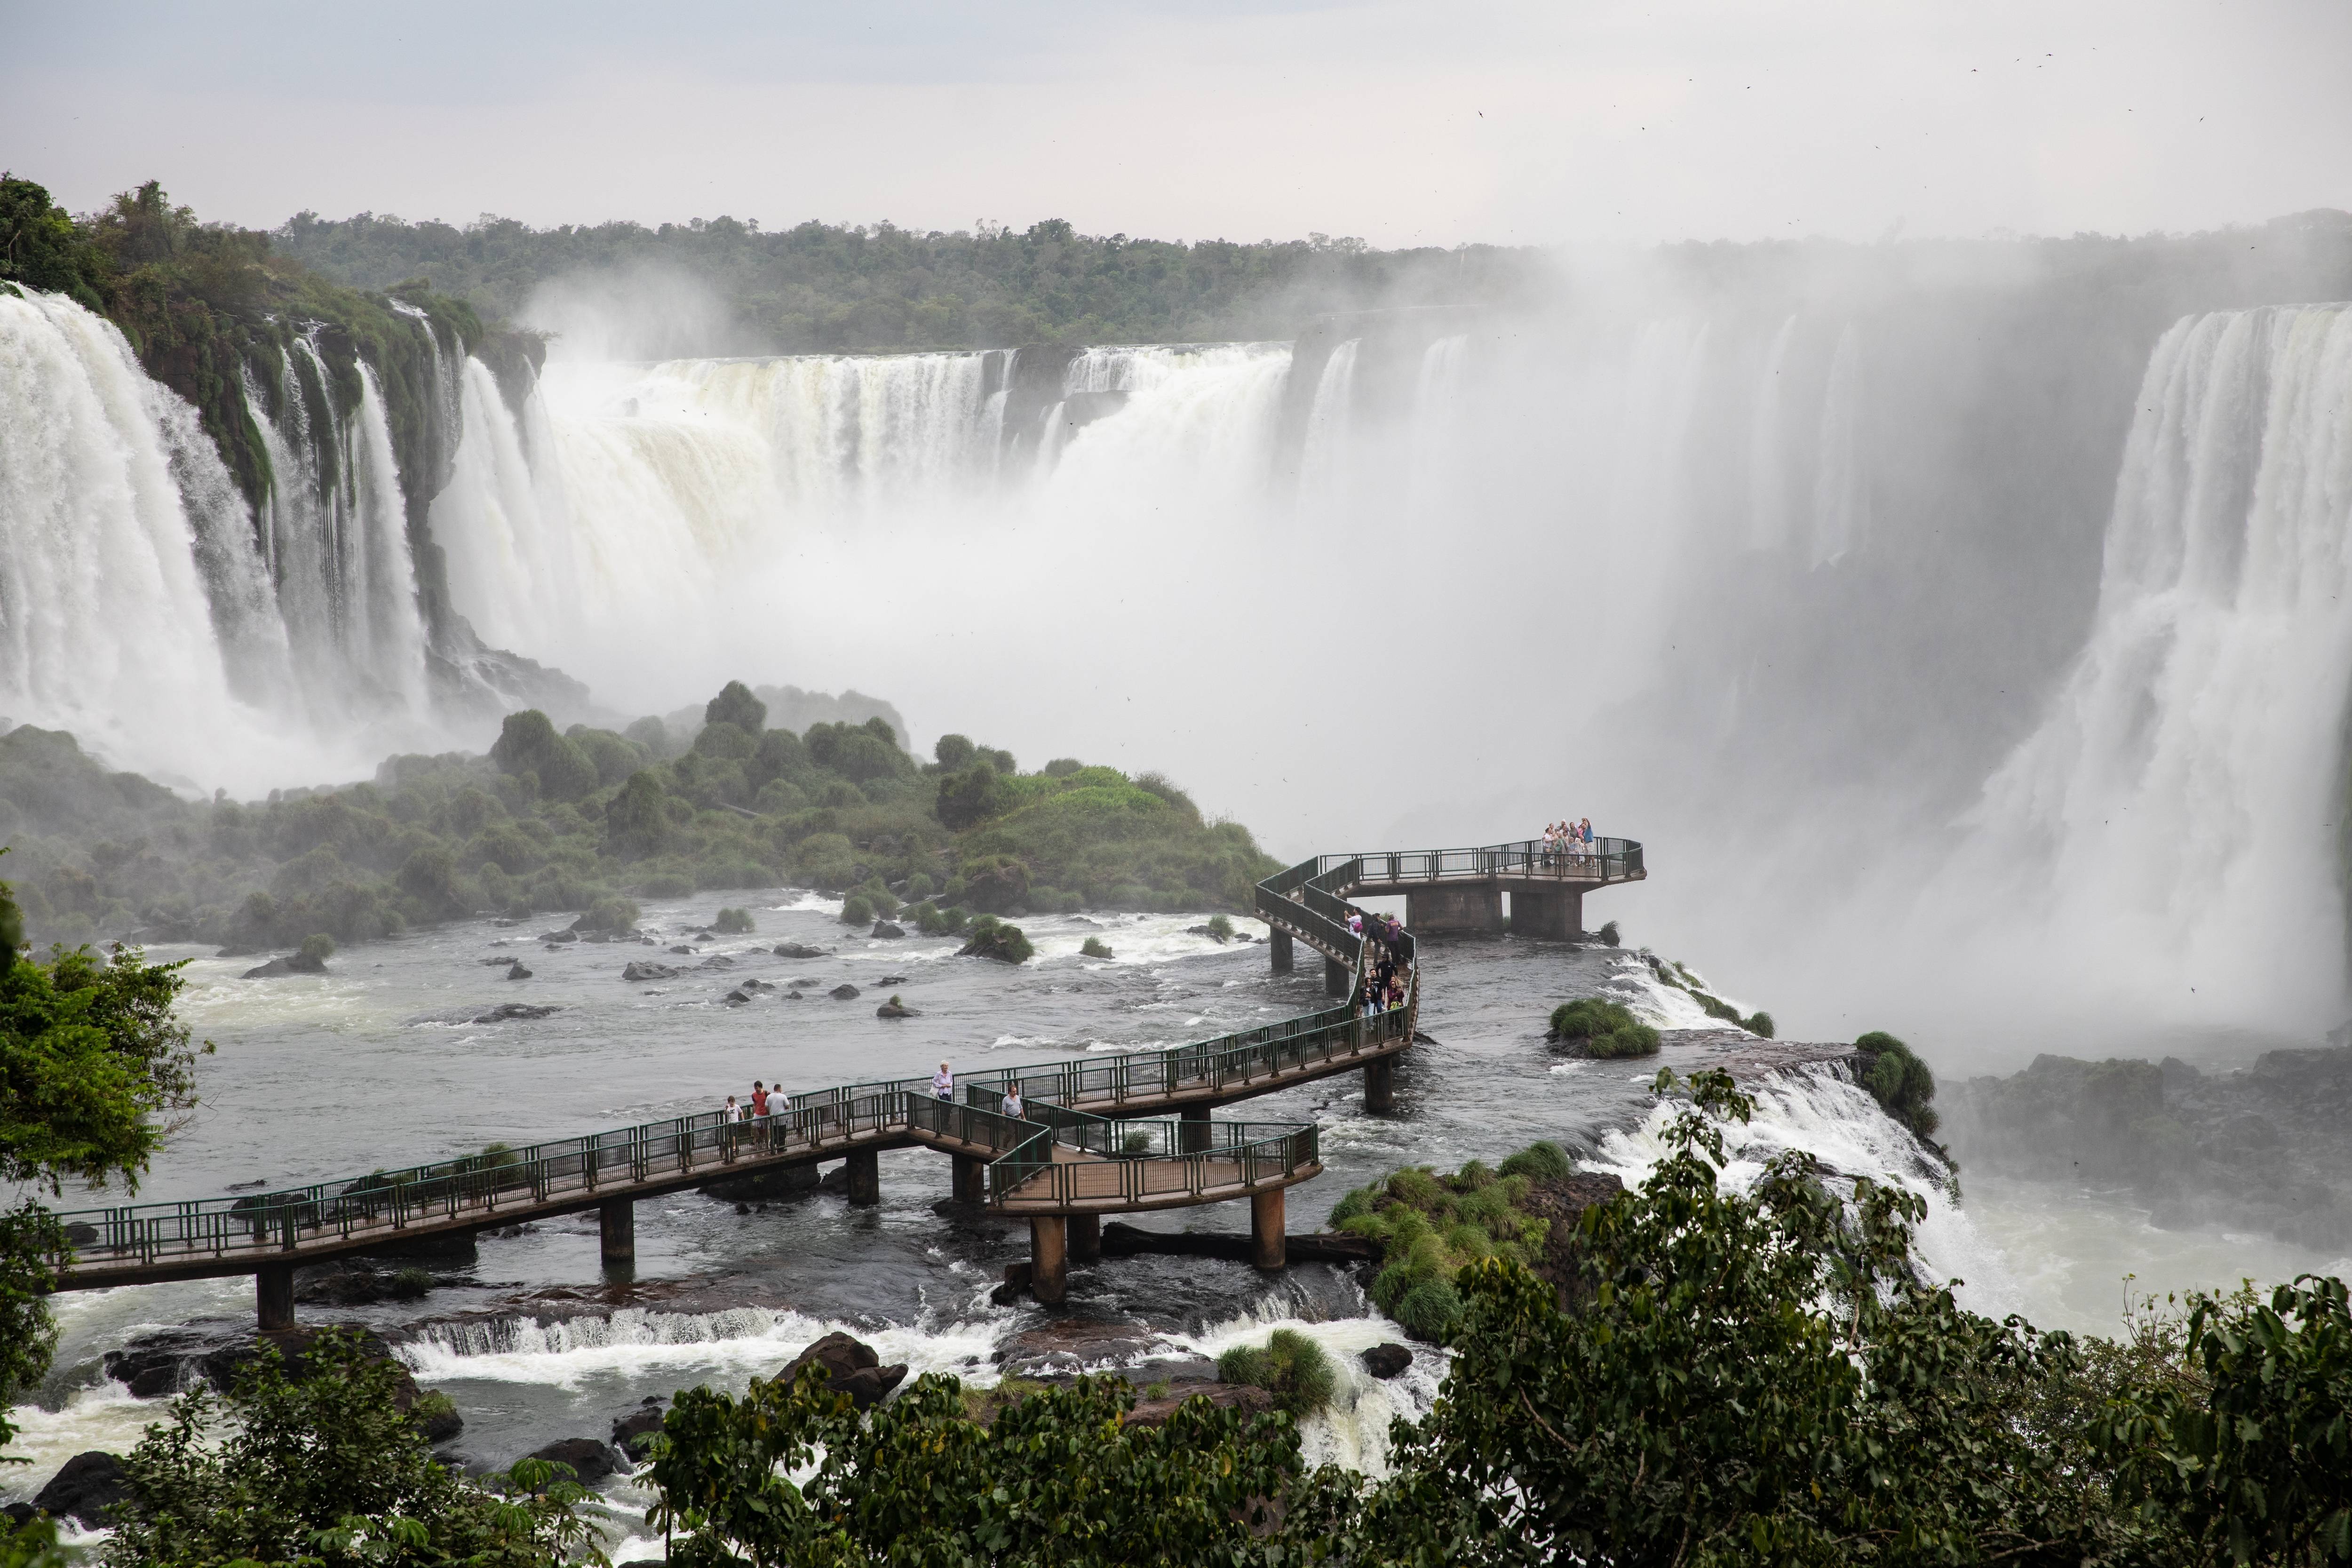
[30,1451,132,1528]
[523,1436,623,1483]
[775,1330,906,1409]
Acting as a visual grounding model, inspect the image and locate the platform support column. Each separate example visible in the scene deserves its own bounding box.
[256,1264,295,1331]
[1250,1187,1286,1271]
[1067,1211,1101,1264]
[1511,884,1583,941]
[1179,1104,1212,1154]
[1324,956,1350,997]
[1364,1055,1397,1114]
[951,1154,986,1206]
[1270,929,1293,974]
[599,1197,636,1272]
[846,1148,880,1207]
[1407,883,1504,933]
[1030,1216,1069,1305]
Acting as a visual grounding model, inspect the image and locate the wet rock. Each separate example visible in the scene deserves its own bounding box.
[1360,1343,1413,1380]
[506,961,532,980]
[773,942,827,958]
[830,983,860,1001]
[775,1331,906,1409]
[239,956,296,979]
[698,955,737,970]
[539,930,579,943]
[993,1318,1168,1378]
[878,974,908,985]
[723,989,751,1005]
[875,995,917,1019]
[111,1324,440,1419]
[1126,1381,1274,1427]
[621,961,679,982]
[669,945,695,955]
[471,1003,560,1023]
[104,1329,204,1397]
[522,1436,622,1483]
[741,977,775,991]
[32,1451,132,1528]
[612,1396,667,1457]
[992,1260,1034,1305]
[871,921,905,939]
[784,990,805,1000]
[702,1163,820,1202]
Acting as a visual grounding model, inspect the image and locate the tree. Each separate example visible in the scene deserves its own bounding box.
[106,1330,599,1568]
[487,710,596,803]
[703,680,767,735]
[0,176,109,313]
[603,770,671,859]
[648,1366,1300,1567]
[0,864,207,1460]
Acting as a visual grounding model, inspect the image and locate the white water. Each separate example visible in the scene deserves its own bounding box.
[1933,305,2352,1039]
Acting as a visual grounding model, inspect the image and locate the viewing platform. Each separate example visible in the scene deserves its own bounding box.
[46,836,1640,1323]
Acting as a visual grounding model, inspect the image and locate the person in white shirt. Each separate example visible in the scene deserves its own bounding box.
[1001,1083,1025,1119]
[932,1063,954,1101]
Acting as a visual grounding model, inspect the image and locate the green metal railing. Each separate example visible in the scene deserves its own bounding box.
[50,906,1414,1269]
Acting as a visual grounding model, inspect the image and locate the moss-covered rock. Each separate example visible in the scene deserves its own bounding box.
[958,915,1033,964]
[1215,1329,1336,1416]
[1547,998,1659,1058]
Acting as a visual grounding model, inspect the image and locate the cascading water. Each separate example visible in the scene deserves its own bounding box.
[1947,304,2352,1036]
[0,290,294,784]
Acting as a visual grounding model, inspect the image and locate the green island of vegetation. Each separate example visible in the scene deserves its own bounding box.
[0,679,1277,956]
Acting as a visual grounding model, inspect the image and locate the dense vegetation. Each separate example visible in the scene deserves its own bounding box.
[1215,1329,1339,1418]
[1546,997,1661,1058]
[272,211,1550,354]
[0,175,535,519]
[106,1332,597,1568]
[1323,1141,1577,1342]
[1854,1029,1942,1144]
[0,681,1277,954]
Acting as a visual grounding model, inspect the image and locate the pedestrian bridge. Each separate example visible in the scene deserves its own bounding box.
[48,835,1641,1319]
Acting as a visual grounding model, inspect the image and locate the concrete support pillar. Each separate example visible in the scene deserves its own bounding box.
[951,1153,986,1206]
[1510,884,1583,941]
[1270,928,1294,974]
[1250,1187,1286,1271]
[256,1264,295,1331]
[1179,1104,1212,1154]
[1067,1211,1101,1263]
[1030,1215,1069,1305]
[846,1147,880,1207]
[1324,955,1350,998]
[1364,1055,1397,1114]
[1406,883,1504,934]
[599,1197,636,1272]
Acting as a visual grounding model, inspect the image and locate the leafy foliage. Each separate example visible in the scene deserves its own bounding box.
[1546,997,1659,1058]
[1331,1150,1557,1342]
[106,1329,600,1567]
[957,914,1035,964]
[1216,1329,1338,1417]
[647,1365,1302,1566]
[1854,1029,1941,1142]
[0,687,1275,953]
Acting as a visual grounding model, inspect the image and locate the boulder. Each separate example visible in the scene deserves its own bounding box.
[505,961,532,980]
[774,942,828,958]
[698,954,738,969]
[621,961,679,982]
[1125,1381,1274,1428]
[994,1318,1168,1379]
[612,1396,667,1457]
[722,988,751,1005]
[871,921,906,939]
[829,983,860,1001]
[31,1451,132,1528]
[471,1003,560,1023]
[522,1436,621,1484]
[875,996,917,1019]
[669,945,696,955]
[539,930,579,944]
[239,956,295,979]
[878,974,908,985]
[775,1331,906,1409]
[1360,1343,1413,1380]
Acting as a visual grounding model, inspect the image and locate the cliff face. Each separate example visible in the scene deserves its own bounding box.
[1942,1047,2352,1250]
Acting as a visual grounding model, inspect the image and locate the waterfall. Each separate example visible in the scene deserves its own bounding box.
[1957,304,2352,1033]
[1296,338,1359,502]
[432,357,576,658]
[0,290,293,784]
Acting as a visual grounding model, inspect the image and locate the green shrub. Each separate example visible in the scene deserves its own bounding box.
[1081,936,1113,959]
[637,870,695,899]
[1216,1329,1338,1416]
[1548,998,1659,1058]
[1043,757,1082,777]
[705,680,767,734]
[903,872,935,899]
[1327,1188,1375,1226]
[1206,914,1233,940]
[1854,1031,1939,1141]
[958,914,1033,964]
[1597,919,1620,946]
[1395,1278,1465,1342]
[387,1267,432,1301]
[296,932,335,968]
[1497,1140,1572,1182]
[1121,1130,1152,1154]
[1745,1010,1776,1039]
[577,895,640,934]
[841,893,874,927]
[714,906,755,933]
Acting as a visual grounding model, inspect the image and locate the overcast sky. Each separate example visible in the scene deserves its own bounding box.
[7,0,2351,247]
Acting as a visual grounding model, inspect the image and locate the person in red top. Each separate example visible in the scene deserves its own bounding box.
[750,1081,770,1117]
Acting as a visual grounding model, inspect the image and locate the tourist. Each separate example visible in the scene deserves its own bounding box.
[1001,1082,1025,1119]
[933,1061,954,1102]
[750,1081,770,1117]
[1581,818,1595,861]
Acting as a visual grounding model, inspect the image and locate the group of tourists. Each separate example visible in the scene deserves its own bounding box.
[933,1063,1026,1121]
[1349,910,1411,1019]
[1543,818,1597,864]
[722,1081,785,1121]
